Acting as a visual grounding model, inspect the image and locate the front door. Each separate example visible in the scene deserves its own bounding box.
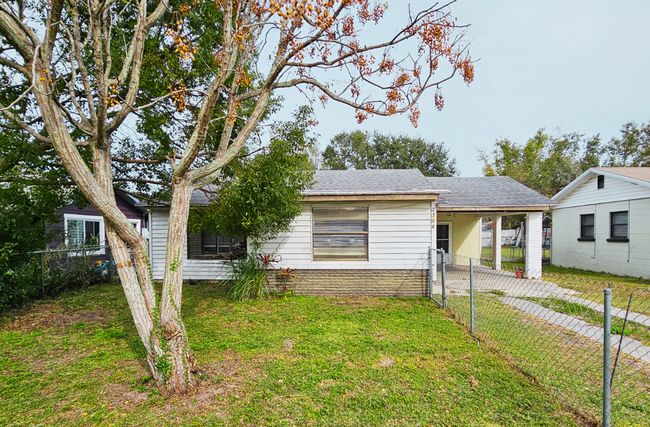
[436,223,452,263]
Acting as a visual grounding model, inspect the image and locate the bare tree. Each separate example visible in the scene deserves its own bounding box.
[0,0,474,394]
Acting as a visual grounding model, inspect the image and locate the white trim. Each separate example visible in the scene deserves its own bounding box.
[431,201,437,281]
[553,168,650,203]
[63,214,106,255]
[129,219,142,233]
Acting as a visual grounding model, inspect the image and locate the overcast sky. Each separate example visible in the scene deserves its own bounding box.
[270,0,650,176]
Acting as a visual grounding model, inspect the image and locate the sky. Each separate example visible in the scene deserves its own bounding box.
[269,0,650,176]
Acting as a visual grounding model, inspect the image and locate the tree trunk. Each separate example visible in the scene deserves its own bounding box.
[159,178,198,393]
[91,142,169,387]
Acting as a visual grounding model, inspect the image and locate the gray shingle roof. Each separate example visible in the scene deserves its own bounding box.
[305,169,445,195]
[156,172,554,208]
[190,184,218,205]
[428,176,556,209]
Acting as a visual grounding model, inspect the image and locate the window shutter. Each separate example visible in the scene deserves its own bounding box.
[187,232,203,259]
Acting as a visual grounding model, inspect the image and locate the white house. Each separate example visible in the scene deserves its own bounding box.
[145,169,555,296]
[551,167,650,278]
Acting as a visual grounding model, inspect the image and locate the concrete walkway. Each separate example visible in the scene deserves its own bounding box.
[556,295,650,328]
[438,266,650,327]
[434,265,650,364]
[500,297,650,364]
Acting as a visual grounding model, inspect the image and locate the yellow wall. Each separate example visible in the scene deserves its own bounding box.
[437,213,481,260]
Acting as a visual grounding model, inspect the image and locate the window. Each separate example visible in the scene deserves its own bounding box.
[312,207,368,261]
[65,216,104,248]
[437,224,450,253]
[64,214,105,255]
[187,232,243,259]
[578,214,595,241]
[608,211,629,241]
[202,232,240,256]
[597,175,605,189]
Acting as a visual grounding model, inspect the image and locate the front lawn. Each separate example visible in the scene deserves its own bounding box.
[0,282,585,426]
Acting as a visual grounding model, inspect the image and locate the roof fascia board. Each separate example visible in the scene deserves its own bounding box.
[552,169,592,202]
[553,168,650,203]
[596,169,650,189]
[436,206,552,213]
[303,194,440,202]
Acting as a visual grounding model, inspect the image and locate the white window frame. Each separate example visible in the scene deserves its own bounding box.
[64,214,106,255]
[129,219,142,234]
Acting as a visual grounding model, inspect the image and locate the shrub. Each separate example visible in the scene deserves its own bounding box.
[0,250,105,312]
[227,253,275,301]
[0,259,41,310]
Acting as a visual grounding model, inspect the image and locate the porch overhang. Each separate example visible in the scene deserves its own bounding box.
[436,205,553,215]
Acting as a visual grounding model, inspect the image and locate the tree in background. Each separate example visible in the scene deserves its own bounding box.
[189,107,316,246]
[480,129,602,197]
[322,130,457,176]
[604,120,650,167]
[0,0,474,393]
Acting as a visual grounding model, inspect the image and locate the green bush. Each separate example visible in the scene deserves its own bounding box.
[0,259,41,310]
[0,251,105,312]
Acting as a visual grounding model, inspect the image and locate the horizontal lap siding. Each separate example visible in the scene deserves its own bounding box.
[150,209,231,281]
[552,198,650,278]
[560,175,650,208]
[260,201,433,270]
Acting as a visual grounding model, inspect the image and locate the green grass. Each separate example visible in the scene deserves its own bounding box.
[445,293,649,426]
[489,260,650,316]
[0,282,585,426]
[481,246,550,261]
[522,297,650,346]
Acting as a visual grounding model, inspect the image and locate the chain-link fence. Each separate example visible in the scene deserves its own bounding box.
[5,246,117,307]
[429,249,650,427]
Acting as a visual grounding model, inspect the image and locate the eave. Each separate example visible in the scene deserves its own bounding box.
[302,193,441,202]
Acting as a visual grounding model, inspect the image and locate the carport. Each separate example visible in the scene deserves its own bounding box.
[428,176,557,279]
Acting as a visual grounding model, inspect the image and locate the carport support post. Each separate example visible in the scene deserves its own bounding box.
[470,257,475,334]
[603,288,612,427]
[525,212,543,279]
[492,215,502,270]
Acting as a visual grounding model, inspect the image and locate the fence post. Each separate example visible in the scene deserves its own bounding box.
[40,252,45,297]
[441,249,446,309]
[470,257,475,334]
[603,288,612,427]
[428,247,433,300]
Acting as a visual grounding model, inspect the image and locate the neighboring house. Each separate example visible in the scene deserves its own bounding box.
[551,167,650,279]
[46,191,148,255]
[145,170,555,296]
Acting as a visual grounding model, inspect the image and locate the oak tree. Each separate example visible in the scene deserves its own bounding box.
[0,0,474,393]
[480,130,602,197]
[323,130,457,176]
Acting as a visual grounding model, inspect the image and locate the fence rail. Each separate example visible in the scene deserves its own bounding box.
[431,252,650,427]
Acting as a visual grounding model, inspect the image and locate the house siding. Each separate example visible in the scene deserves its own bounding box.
[46,195,145,248]
[150,208,232,281]
[259,200,433,271]
[552,176,650,278]
[558,174,650,208]
[443,213,481,261]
